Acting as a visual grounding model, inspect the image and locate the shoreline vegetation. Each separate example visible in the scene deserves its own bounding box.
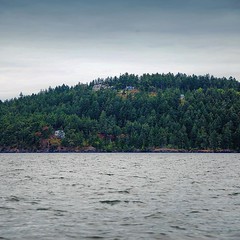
[0,146,237,153]
[1,73,240,153]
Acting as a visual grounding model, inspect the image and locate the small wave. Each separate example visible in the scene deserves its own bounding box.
[0,237,11,240]
[6,196,21,202]
[24,175,33,179]
[72,183,80,187]
[170,225,186,230]
[228,192,240,196]
[191,181,200,184]
[49,176,65,179]
[0,206,15,210]
[132,200,145,204]
[54,209,68,213]
[144,211,163,219]
[47,191,55,195]
[36,207,51,211]
[105,173,114,176]
[190,210,200,213]
[132,175,147,179]
[64,234,78,239]
[29,201,39,205]
[53,209,68,216]
[118,190,130,194]
[100,200,121,205]
[85,236,104,239]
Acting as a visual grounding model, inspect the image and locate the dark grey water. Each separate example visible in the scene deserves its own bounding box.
[0,153,239,240]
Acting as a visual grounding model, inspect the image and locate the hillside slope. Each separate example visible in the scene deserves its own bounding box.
[1,73,240,152]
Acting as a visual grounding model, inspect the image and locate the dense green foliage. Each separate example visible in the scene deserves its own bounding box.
[1,73,240,152]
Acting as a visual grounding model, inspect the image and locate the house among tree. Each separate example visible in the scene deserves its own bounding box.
[125,86,135,91]
[180,94,185,100]
[92,84,102,91]
[92,84,110,91]
[54,130,65,139]
[180,94,185,105]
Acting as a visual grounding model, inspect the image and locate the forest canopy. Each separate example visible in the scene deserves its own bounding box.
[0,73,240,152]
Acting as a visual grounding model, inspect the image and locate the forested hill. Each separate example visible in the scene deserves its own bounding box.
[1,73,240,152]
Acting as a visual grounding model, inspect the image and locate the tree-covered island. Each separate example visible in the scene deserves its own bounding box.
[1,73,240,152]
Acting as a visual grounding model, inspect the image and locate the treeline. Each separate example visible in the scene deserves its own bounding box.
[0,73,240,152]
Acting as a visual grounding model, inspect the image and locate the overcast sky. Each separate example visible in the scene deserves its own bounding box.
[0,0,239,100]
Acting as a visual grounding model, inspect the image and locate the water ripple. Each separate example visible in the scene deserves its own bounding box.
[0,153,239,240]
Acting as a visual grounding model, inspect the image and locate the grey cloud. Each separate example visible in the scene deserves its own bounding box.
[1,0,239,38]
[0,0,239,100]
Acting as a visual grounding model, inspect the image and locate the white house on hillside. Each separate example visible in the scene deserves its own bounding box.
[54,130,65,139]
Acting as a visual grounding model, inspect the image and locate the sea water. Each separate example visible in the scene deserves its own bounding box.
[0,153,239,240]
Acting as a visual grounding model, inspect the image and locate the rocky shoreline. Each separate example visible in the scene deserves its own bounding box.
[0,146,237,153]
